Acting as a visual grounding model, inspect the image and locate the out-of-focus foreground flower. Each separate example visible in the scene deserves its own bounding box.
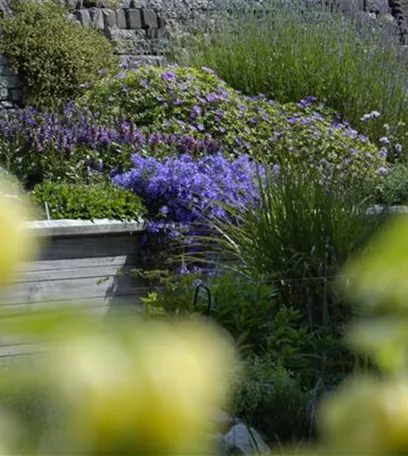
[315,213,408,456]
[273,213,408,456]
[46,317,238,455]
[0,310,238,455]
[0,176,238,455]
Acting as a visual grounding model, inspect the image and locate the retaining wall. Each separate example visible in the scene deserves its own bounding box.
[0,0,401,109]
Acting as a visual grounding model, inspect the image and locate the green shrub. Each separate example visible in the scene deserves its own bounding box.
[136,271,277,353]
[375,163,408,205]
[31,181,146,220]
[208,274,277,354]
[231,355,310,444]
[177,2,408,155]
[0,0,118,107]
[85,65,386,184]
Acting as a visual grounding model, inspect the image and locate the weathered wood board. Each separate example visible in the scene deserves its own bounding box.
[0,220,149,358]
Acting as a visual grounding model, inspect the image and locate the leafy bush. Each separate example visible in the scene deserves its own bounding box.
[0,0,118,107]
[137,271,277,353]
[208,274,277,354]
[31,181,146,220]
[232,355,310,444]
[86,65,386,183]
[375,163,408,205]
[178,2,408,155]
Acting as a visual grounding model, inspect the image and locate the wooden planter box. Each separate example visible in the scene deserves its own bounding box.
[0,219,147,315]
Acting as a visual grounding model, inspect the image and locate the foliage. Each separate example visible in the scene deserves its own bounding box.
[0,178,239,454]
[138,268,354,391]
[293,209,408,455]
[86,64,386,183]
[112,152,262,273]
[0,176,37,283]
[208,274,277,354]
[271,186,408,455]
[0,0,118,107]
[31,181,146,221]
[137,270,277,353]
[375,163,408,206]
[231,355,310,445]
[189,163,384,328]
[178,2,408,155]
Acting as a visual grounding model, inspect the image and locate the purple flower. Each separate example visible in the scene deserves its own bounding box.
[206,93,218,103]
[162,71,176,81]
[379,147,388,158]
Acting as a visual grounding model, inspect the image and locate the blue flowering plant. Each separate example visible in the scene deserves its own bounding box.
[112,151,264,272]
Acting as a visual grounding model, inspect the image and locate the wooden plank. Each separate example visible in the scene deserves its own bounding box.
[24,218,146,238]
[0,276,149,305]
[0,295,143,319]
[20,254,141,272]
[37,234,142,261]
[14,264,138,283]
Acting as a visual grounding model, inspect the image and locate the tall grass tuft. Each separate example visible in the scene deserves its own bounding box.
[174,1,408,157]
[187,162,383,329]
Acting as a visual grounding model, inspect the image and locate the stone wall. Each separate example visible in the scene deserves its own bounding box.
[0,0,403,109]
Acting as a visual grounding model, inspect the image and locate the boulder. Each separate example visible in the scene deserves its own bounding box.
[221,423,269,455]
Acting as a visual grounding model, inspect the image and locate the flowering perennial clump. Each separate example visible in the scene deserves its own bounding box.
[87,64,387,182]
[0,103,221,186]
[113,152,263,235]
[113,152,264,271]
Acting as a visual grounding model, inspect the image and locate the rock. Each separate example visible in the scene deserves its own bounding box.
[103,8,117,29]
[221,423,269,455]
[126,8,143,29]
[366,0,391,14]
[116,8,127,28]
[142,8,159,29]
[90,7,105,29]
[74,9,91,26]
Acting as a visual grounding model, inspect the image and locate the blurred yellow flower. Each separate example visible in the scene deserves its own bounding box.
[319,375,408,455]
[43,317,238,455]
[340,215,408,315]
